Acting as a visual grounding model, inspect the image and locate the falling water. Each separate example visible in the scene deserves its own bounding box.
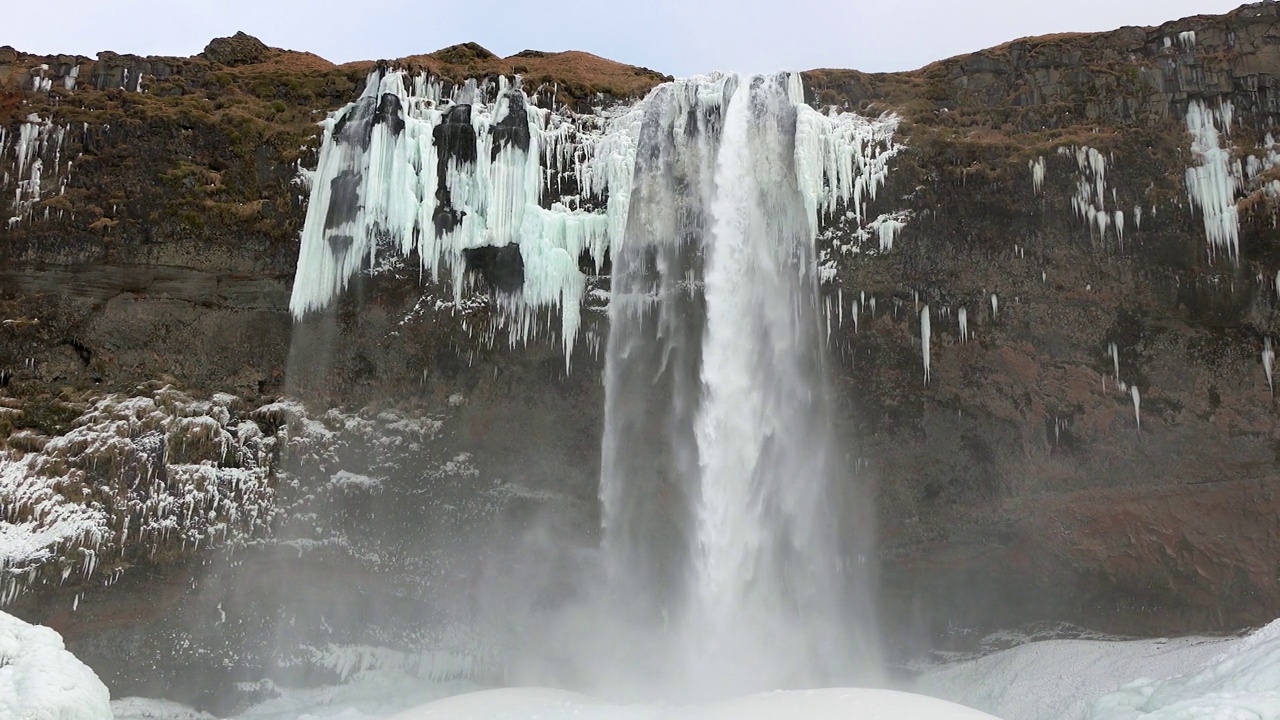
[284,66,897,700]
[599,74,876,697]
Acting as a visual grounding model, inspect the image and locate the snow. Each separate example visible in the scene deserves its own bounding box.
[1092,619,1280,720]
[390,687,999,720]
[0,388,282,606]
[0,610,112,720]
[919,621,1280,720]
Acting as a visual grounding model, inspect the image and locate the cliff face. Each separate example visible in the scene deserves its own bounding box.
[805,2,1280,642]
[1,5,1279,701]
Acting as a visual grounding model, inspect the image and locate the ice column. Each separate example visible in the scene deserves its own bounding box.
[1185,99,1242,261]
[920,305,931,383]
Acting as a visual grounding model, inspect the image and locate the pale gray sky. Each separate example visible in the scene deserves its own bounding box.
[2,0,1252,77]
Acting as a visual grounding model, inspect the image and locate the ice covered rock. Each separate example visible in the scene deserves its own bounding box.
[0,610,112,720]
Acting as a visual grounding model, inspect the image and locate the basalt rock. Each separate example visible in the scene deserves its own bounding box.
[202,31,272,67]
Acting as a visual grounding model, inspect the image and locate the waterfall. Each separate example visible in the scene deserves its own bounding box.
[289,67,900,699]
[597,73,888,697]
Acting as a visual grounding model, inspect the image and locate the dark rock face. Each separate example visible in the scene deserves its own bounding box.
[202,32,272,66]
[803,0,1280,649]
[1,3,1279,702]
[464,245,525,293]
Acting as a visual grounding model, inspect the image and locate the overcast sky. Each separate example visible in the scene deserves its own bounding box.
[3,0,1251,77]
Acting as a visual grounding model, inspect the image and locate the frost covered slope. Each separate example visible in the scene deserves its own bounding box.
[918,619,1280,720]
[0,387,283,606]
[0,609,112,720]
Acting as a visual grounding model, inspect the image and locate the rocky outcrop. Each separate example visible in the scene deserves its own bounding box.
[800,2,1280,646]
[202,32,272,67]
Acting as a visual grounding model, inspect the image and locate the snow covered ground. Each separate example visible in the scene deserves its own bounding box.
[917,620,1280,720]
[0,610,112,720]
[0,613,1263,720]
[116,686,995,720]
[388,687,998,719]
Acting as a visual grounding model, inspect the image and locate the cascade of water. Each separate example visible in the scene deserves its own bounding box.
[596,73,888,697]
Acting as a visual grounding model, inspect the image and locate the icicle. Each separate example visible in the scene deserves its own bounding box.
[1264,337,1274,394]
[990,293,999,319]
[291,70,901,366]
[1109,342,1121,388]
[1185,98,1241,261]
[1029,156,1045,195]
[921,305,931,384]
[958,306,968,343]
[1131,386,1141,429]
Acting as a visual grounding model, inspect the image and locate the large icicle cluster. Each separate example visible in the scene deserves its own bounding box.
[0,114,73,228]
[290,70,619,360]
[1062,145,1123,241]
[291,70,902,362]
[1185,98,1243,260]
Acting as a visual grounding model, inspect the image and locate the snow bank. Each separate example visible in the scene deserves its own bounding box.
[0,610,111,720]
[919,620,1280,720]
[391,687,998,720]
[918,633,1233,720]
[1092,619,1280,720]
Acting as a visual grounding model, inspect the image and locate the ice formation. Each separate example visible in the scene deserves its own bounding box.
[1030,156,1046,195]
[1108,342,1121,389]
[867,210,910,252]
[289,70,618,361]
[1068,146,1114,240]
[991,293,999,319]
[1185,98,1242,260]
[0,114,72,228]
[0,388,280,605]
[0,610,112,720]
[921,305,932,383]
[1131,385,1141,429]
[1264,337,1274,394]
[290,69,900,362]
[959,306,969,343]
